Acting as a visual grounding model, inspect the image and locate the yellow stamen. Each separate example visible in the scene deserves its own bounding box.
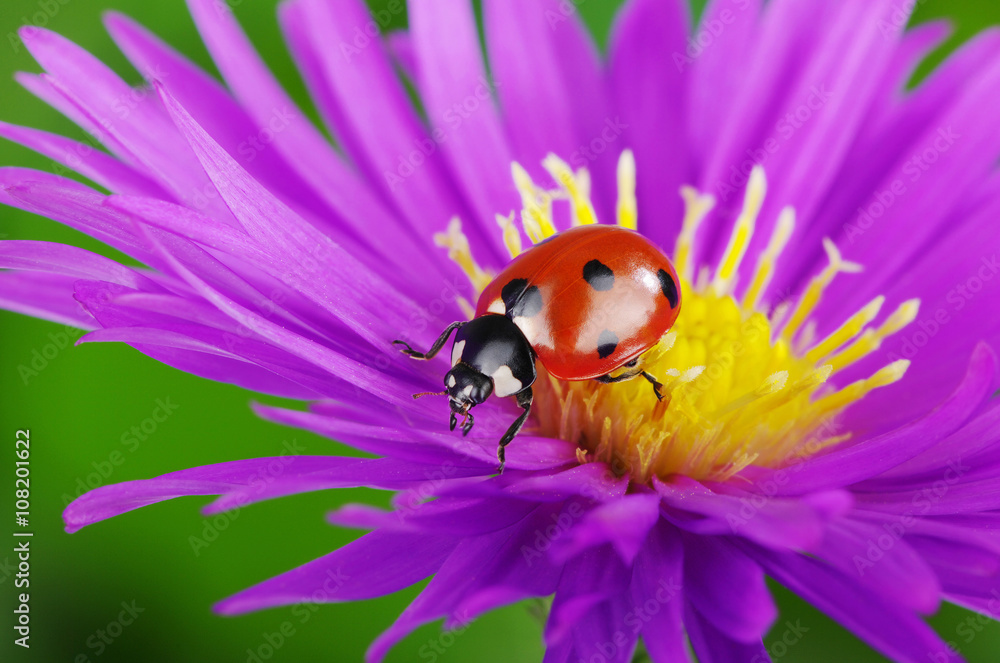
[742,207,795,313]
[434,217,493,293]
[436,159,917,483]
[805,296,884,363]
[542,154,597,226]
[616,150,638,230]
[674,186,716,281]
[456,296,476,320]
[825,299,921,374]
[781,238,863,342]
[712,371,788,418]
[511,162,557,242]
[808,360,910,419]
[714,166,767,295]
[496,212,523,259]
[755,365,833,415]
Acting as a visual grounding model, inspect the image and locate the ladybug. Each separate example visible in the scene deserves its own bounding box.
[393,224,682,472]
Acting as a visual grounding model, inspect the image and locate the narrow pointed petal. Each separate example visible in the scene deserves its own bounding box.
[751,546,964,663]
[216,531,457,614]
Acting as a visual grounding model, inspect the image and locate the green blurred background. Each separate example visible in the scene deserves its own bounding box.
[2,0,999,661]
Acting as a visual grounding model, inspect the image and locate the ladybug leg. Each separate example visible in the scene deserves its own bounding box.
[462,410,475,436]
[594,370,663,402]
[593,371,638,384]
[641,371,665,402]
[392,321,465,360]
[496,388,533,474]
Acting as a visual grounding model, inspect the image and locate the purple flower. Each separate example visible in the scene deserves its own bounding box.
[3,0,1000,661]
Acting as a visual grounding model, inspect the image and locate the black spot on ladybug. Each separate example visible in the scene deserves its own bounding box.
[597,330,619,359]
[658,269,679,308]
[583,259,615,291]
[511,285,543,318]
[501,278,529,310]
[502,279,543,318]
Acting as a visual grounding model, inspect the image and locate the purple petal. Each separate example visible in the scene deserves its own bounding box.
[408,0,520,241]
[545,545,631,646]
[482,0,585,182]
[630,520,689,662]
[75,325,326,399]
[215,530,457,614]
[551,492,660,563]
[792,28,998,276]
[326,504,398,531]
[854,476,1000,516]
[1,171,155,264]
[817,518,942,614]
[685,0,760,161]
[565,596,639,663]
[278,0,496,263]
[0,270,95,329]
[815,53,1000,322]
[385,30,417,83]
[0,239,161,291]
[685,602,769,663]
[15,71,100,136]
[135,214,414,406]
[156,85,453,347]
[368,507,563,662]
[445,506,565,622]
[682,534,777,643]
[64,456,361,533]
[657,476,852,550]
[0,120,168,197]
[103,11,333,220]
[861,402,1000,485]
[204,458,489,516]
[543,0,618,217]
[749,545,965,663]
[186,0,452,286]
[19,27,234,221]
[504,463,629,502]
[609,0,691,246]
[251,403,490,466]
[749,1,913,259]
[330,497,537,538]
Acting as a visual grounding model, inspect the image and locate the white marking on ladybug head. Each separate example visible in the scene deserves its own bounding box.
[447,375,457,388]
[490,364,523,398]
[451,340,466,366]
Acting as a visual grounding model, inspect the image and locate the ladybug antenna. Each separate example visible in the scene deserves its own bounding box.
[412,390,447,400]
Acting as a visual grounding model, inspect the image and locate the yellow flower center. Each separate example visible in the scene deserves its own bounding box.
[438,153,918,483]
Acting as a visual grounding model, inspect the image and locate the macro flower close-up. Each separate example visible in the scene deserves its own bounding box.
[3,0,1000,661]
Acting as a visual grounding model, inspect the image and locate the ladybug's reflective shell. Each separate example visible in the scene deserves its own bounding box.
[475,225,681,381]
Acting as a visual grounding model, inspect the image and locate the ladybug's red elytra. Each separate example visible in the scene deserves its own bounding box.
[393,224,682,472]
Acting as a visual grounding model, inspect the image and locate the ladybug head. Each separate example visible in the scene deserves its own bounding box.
[444,363,494,435]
